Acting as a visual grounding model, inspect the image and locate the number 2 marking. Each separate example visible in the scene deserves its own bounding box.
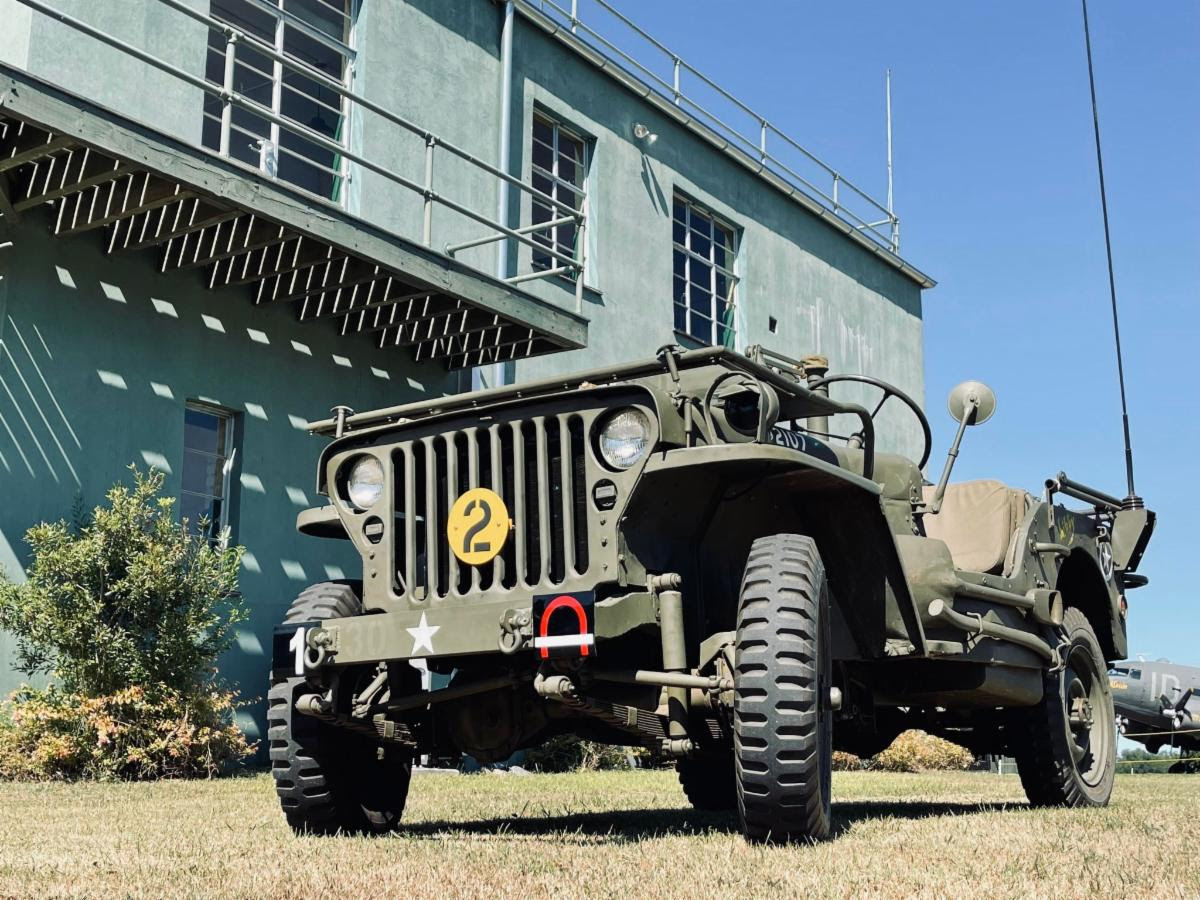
[289,627,307,676]
[462,498,493,555]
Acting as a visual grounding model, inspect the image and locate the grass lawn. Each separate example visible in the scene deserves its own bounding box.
[0,770,1195,898]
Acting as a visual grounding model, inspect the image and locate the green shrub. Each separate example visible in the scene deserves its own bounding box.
[0,467,245,695]
[867,730,974,772]
[832,750,864,771]
[523,736,636,772]
[0,467,254,779]
[0,685,252,780]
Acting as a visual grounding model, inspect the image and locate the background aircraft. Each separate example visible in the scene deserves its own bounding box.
[1110,659,1200,772]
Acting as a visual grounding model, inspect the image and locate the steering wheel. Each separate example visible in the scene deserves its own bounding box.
[806,374,933,470]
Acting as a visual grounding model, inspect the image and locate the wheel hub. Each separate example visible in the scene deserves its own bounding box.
[1061,641,1111,788]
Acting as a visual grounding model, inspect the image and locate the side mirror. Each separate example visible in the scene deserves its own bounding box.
[926,380,997,514]
[947,380,997,426]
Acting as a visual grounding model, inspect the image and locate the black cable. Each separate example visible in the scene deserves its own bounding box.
[1081,0,1139,504]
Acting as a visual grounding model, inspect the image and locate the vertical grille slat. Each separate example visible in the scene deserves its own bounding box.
[422,435,439,598]
[403,446,416,597]
[512,420,529,585]
[392,408,598,600]
[558,413,576,578]
[445,432,461,596]
[570,416,589,574]
[534,417,552,584]
[465,427,482,593]
[489,424,507,587]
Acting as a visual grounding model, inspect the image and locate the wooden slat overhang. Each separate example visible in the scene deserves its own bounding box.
[0,68,588,370]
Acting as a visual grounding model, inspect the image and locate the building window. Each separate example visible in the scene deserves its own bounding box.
[531,114,587,277]
[202,0,354,202]
[673,195,738,348]
[181,404,237,542]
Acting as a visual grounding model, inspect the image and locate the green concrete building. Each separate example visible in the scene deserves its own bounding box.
[0,0,933,740]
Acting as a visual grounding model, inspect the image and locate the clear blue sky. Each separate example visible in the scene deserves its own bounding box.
[601,1,1198,663]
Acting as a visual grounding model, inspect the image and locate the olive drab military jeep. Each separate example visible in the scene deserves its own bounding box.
[268,345,1154,841]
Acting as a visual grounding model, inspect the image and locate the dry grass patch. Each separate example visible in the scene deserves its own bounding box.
[0,770,1195,898]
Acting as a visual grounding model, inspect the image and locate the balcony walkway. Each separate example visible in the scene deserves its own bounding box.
[0,66,588,371]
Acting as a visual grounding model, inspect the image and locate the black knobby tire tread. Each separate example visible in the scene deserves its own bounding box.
[1014,606,1114,809]
[734,534,831,843]
[677,748,737,811]
[269,581,411,835]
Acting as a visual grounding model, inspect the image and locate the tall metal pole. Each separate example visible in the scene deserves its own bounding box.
[1081,0,1140,506]
[495,0,514,282]
[886,68,897,252]
[885,68,893,217]
[478,0,515,393]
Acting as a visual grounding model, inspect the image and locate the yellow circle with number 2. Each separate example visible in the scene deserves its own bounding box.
[447,488,512,565]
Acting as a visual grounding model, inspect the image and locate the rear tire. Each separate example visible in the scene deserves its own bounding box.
[734,534,832,842]
[269,581,412,835]
[1015,607,1115,807]
[677,747,736,811]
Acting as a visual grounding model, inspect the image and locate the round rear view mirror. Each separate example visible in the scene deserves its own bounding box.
[947,380,997,425]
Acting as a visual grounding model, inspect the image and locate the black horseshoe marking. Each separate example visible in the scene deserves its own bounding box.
[462,498,493,554]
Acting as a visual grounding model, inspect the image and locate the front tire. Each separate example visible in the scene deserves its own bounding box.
[1015,607,1116,807]
[269,581,413,835]
[734,534,832,842]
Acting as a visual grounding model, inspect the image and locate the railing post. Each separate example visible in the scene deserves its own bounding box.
[832,174,839,211]
[570,0,578,33]
[891,218,900,254]
[423,135,436,246]
[673,57,681,106]
[336,58,354,208]
[759,120,767,161]
[575,196,587,314]
[219,31,238,157]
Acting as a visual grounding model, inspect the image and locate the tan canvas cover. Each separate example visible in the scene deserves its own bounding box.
[922,479,1028,574]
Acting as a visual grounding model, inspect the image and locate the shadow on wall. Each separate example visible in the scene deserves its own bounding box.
[0,215,439,724]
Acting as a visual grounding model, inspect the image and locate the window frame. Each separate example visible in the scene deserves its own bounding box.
[530,111,590,280]
[672,193,739,348]
[181,402,238,543]
[202,0,357,204]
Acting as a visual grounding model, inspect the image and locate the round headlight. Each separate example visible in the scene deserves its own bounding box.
[598,408,651,470]
[345,455,384,509]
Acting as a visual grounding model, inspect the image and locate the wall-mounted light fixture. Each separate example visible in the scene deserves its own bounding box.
[631,122,658,146]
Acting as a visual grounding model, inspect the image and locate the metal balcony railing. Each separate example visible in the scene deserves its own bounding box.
[524,0,901,253]
[11,0,588,311]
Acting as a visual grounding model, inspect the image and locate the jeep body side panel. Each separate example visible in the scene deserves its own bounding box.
[628,444,926,661]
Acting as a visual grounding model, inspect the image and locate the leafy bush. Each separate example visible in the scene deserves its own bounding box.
[0,467,244,695]
[523,736,637,772]
[867,730,974,772]
[0,467,254,779]
[832,750,864,771]
[0,685,252,780]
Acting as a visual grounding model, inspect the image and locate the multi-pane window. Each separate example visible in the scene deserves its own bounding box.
[672,196,738,348]
[531,114,587,276]
[202,0,353,202]
[181,404,236,542]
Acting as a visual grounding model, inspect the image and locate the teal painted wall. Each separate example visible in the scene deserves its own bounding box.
[0,208,454,739]
[0,0,209,145]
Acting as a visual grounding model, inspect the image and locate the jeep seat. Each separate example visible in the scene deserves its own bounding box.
[921,479,1030,575]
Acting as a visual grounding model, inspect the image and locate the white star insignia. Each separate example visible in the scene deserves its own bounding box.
[406,612,440,656]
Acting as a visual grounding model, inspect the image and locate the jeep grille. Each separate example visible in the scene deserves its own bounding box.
[391,415,589,599]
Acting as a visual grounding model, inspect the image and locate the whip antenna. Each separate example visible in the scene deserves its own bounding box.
[1081,0,1141,509]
